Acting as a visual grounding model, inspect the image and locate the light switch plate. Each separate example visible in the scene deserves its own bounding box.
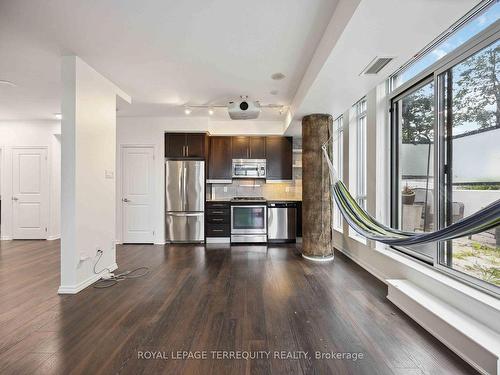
[105,170,114,179]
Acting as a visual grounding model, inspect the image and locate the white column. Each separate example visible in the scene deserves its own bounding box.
[59,56,130,294]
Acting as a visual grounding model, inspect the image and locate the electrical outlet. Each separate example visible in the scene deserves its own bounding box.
[223,186,228,192]
[285,186,290,193]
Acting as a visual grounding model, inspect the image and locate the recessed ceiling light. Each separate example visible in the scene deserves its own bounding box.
[184,106,192,115]
[271,73,285,81]
[54,113,62,120]
[208,107,214,116]
[0,80,16,87]
[270,90,279,95]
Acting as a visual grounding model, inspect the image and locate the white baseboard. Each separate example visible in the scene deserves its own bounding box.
[58,262,118,294]
[387,279,499,375]
[0,236,13,241]
[47,235,60,240]
[336,248,386,283]
[154,241,166,245]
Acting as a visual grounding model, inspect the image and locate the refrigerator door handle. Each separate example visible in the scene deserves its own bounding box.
[183,165,188,209]
[166,212,204,217]
[181,162,185,211]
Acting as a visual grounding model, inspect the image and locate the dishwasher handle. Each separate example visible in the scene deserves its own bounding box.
[267,202,297,208]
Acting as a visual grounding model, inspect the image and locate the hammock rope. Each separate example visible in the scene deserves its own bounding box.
[321,144,500,246]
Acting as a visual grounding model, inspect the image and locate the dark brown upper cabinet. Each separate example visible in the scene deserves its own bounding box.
[165,133,207,158]
[185,133,206,158]
[231,136,249,159]
[249,137,266,159]
[208,136,232,180]
[266,136,293,180]
[231,136,266,159]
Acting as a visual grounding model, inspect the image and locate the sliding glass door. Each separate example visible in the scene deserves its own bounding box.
[437,39,500,289]
[391,79,436,262]
[391,30,499,293]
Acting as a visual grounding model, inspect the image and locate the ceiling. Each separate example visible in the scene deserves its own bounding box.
[0,0,339,121]
[285,0,481,136]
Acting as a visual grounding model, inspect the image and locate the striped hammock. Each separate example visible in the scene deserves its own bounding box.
[322,146,500,246]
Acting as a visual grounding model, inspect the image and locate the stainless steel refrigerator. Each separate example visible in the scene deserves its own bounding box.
[165,160,205,242]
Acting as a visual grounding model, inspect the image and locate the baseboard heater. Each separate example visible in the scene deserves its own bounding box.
[387,279,500,375]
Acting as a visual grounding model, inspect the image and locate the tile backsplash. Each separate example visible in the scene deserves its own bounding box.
[208,179,302,200]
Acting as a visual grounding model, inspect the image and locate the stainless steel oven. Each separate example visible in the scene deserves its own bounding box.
[230,202,267,243]
[232,159,266,179]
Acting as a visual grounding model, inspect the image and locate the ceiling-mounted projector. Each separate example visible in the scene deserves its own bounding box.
[228,98,261,120]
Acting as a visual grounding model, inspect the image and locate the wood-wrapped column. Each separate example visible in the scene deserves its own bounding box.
[301,114,333,261]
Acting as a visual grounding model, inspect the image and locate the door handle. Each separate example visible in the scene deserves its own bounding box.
[122,198,130,203]
[12,196,18,201]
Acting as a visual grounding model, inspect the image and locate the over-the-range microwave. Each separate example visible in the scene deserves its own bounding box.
[232,159,266,178]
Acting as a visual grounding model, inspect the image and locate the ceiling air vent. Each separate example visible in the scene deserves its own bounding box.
[360,56,394,75]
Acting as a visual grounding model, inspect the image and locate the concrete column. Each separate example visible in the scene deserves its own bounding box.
[302,114,333,261]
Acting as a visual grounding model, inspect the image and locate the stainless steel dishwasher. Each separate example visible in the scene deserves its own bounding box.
[267,202,297,243]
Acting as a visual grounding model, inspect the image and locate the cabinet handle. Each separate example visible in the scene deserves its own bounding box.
[211,211,224,214]
[186,145,189,156]
[212,218,224,222]
[212,229,223,232]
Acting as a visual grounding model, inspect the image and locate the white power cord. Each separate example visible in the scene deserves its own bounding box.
[93,250,150,288]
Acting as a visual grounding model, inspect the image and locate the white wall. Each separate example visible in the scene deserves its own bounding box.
[116,116,285,244]
[0,120,61,240]
[59,56,130,294]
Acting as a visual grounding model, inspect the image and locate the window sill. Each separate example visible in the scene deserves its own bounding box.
[348,230,367,245]
[377,244,500,317]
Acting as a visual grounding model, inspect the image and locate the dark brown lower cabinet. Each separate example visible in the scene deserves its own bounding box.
[296,201,302,237]
[206,202,231,237]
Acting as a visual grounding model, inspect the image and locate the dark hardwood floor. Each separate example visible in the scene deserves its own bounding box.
[0,240,477,374]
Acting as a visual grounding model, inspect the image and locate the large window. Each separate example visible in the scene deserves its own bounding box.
[355,98,367,210]
[391,24,499,292]
[391,0,499,89]
[438,39,500,288]
[391,80,436,261]
[332,115,344,232]
[349,98,368,243]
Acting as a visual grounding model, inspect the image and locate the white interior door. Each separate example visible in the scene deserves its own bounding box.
[12,147,48,239]
[122,146,155,243]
